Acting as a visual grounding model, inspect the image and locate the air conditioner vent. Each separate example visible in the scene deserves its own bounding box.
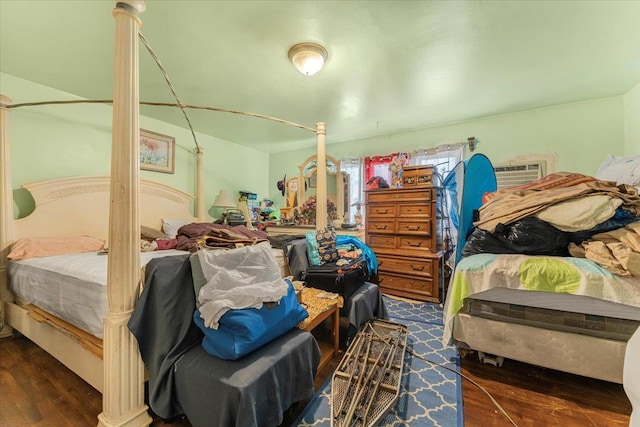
[493,161,545,191]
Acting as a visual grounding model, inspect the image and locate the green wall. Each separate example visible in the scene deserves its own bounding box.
[1,73,269,219]
[269,96,626,209]
[624,82,640,156]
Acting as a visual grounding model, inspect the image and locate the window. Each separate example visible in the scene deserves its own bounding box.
[340,158,364,224]
[407,145,465,186]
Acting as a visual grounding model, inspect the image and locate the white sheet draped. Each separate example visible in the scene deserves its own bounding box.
[197,242,288,329]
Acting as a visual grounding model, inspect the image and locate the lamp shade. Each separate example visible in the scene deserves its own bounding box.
[211,190,236,209]
[288,42,328,76]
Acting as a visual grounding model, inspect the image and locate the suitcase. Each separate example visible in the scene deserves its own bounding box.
[301,257,369,303]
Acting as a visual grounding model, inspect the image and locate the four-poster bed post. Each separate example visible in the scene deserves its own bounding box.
[0,95,13,337]
[315,122,328,230]
[99,1,151,426]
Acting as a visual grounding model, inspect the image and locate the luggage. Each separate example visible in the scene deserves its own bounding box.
[301,257,368,302]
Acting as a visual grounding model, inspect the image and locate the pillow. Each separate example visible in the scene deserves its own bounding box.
[8,235,105,260]
[141,225,168,241]
[596,155,640,187]
[535,195,622,232]
[162,218,189,239]
[316,226,339,265]
[193,279,308,360]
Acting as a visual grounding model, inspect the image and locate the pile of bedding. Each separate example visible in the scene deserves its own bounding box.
[463,171,640,277]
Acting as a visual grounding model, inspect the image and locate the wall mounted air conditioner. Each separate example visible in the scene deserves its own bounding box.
[493,161,546,191]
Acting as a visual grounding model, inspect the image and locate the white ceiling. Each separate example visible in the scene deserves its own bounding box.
[1,0,639,153]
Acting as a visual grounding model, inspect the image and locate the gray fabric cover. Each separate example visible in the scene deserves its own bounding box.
[282,238,309,280]
[189,253,207,308]
[342,281,389,345]
[128,254,320,427]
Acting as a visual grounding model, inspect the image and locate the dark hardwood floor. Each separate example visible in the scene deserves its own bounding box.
[0,335,631,426]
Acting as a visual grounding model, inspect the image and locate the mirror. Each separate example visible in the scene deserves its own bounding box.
[296,155,347,224]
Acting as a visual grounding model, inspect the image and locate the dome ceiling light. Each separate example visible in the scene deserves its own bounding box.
[288,42,328,76]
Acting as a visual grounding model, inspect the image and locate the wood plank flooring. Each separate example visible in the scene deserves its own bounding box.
[0,335,631,426]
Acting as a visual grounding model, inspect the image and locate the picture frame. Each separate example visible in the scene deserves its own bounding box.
[308,172,317,188]
[139,129,175,174]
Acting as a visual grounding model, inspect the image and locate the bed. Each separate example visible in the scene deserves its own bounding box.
[443,159,640,384]
[0,2,337,426]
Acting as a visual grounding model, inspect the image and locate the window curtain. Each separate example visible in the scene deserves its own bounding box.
[406,144,466,185]
[340,158,364,224]
[406,143,466,267]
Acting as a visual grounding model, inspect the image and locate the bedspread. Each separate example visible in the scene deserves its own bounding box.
[443,253,640,344]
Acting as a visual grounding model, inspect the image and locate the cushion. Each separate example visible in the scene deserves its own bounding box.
[141,225,168,241]
[316,226,339,265]
[193,279,308,360]
[306,227,339,266]
[162,218,189,239]
[305,230,321,267]
[8,235,105,260]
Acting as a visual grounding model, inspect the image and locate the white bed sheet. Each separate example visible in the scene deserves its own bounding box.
[8,250,187,339]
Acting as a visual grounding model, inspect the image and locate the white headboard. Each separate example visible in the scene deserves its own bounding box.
[14,175,196,241]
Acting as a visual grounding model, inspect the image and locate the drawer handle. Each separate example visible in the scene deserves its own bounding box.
[376,209,389,214]
[405,225,421,231]
[410,264,425,271]
[407,241,423,247]
[375,224,388,230]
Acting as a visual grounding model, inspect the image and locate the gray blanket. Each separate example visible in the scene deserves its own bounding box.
[128,254,320,427]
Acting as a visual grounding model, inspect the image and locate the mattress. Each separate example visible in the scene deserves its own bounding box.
[7,249,187,339]
[462,298,640,341]
[444,253,640,344]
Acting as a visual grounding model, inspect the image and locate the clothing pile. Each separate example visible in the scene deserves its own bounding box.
[175,222,269,252]
[463,172,640,276]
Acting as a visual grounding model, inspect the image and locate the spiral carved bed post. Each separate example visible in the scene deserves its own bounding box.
[315,122,328,230]
[98,1,151,427]
[0,95,14,337]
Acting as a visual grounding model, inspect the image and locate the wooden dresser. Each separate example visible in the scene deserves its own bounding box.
[365,171,442,302]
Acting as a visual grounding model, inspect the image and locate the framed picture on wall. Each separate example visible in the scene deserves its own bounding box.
[140,129,175,174]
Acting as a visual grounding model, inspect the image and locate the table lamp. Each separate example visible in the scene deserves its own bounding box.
[211,190,236,224]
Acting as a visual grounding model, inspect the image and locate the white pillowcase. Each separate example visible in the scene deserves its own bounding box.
[535,195,622,232]
[162,218,189,238]
[596,155,640,187]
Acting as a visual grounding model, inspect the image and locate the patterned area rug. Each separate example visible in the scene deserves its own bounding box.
[294,295,463,426]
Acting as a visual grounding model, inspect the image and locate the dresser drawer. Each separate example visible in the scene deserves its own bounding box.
[367,219,395,234]
[397,235,433,252]
[402,166,433,188]
[367,234,397,249]
[377,272,437,300]
[366,204,396,218]
[396,220,431,236]
[397,203,432,218]
[377,255,434,278]
[366,188,434,203]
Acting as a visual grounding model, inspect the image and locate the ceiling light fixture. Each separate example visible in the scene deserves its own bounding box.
[288,42,328,76]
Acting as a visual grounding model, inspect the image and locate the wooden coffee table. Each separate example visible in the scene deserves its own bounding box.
[297,286,342,374]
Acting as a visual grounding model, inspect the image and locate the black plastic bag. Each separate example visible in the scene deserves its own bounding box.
[462,217,569,257]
